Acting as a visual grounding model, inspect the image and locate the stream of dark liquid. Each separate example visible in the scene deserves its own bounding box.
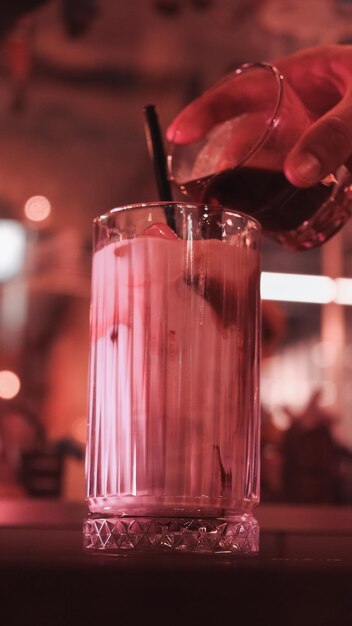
[181,166,333,235]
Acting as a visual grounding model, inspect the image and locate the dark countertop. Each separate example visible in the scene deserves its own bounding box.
[0,500,351,626]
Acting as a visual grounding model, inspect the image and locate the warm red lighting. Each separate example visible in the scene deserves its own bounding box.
[72,416,86,444]
[24,195,51,222]
[0,370,21,399]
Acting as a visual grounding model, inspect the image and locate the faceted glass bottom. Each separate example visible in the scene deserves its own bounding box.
[83,514,259,555]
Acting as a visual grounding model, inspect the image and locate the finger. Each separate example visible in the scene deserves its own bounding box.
[166,98,221,145]
[275,45,352,114]
[284,94,352,187]
[166,88,243,145]
[166,68,277,144]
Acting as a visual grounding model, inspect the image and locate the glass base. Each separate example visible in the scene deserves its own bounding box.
[83,513,259,555]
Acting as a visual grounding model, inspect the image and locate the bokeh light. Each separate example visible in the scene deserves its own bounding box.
[0,219,26,282]
[0,370,21,400]
[24,195,51,222]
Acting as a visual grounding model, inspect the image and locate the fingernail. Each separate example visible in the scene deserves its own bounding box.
[287,152,323,185]
[166,125,175,142]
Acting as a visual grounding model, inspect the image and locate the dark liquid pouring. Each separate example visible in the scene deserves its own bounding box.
[181,166,333,234]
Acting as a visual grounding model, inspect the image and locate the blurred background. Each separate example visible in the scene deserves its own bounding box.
[0,0,352,504]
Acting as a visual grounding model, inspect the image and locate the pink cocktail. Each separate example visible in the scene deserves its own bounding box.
[84,202,261,555]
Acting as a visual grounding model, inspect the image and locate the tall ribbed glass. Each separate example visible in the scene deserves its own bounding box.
[84,202,261,555]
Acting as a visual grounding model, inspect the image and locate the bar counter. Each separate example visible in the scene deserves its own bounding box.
[0,500,351,625]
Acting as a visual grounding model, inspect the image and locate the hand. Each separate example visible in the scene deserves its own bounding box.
[167,45,352,188]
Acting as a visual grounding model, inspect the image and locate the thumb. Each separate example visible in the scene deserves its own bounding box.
[284,97,352,187]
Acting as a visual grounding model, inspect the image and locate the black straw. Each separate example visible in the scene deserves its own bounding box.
[143,104,176,230]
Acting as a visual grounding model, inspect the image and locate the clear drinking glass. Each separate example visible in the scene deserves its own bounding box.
[168,63,352,250]
[84,202,261,555]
